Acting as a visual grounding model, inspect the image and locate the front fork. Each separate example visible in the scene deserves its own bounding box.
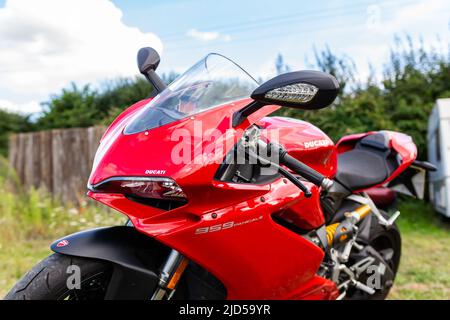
[151,249,189,300]
[125,220,190,300]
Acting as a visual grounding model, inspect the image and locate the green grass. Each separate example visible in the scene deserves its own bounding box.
[0,153,449,299]
[1,197,448,299]
[0,156,125,297]
[388,198,450,299]
[0,195,125,298]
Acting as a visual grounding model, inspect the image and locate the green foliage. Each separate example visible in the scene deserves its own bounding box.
[97,77,153,125]
[37,77,153,129]
[37,83,98,129]
[1,37,450,161]
[312,45,357,93]
[35,72,180,130]
[0,156,124,242]
[275,53,291,75]
[0,73,175,157]
[397,196,449,235]
[0,109,33,156]
[278,37,450,159]
[0,157,124,294]
[389,197,450,299]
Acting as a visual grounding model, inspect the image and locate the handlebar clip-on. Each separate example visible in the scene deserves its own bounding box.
[249,141,333,198]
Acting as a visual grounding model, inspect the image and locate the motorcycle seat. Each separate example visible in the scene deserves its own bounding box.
[335,132,399,190]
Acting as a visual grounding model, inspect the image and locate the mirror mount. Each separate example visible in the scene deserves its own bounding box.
[137,47,167,94]
[232,101,265,127]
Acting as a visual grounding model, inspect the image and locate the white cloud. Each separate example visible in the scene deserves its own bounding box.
[0,99,41,114]
[0,0,163,114]
[186,28,231,42]
[353,0,450,80]
[222,34,232,42]
[383,0,449,35]
[301,0,450,84]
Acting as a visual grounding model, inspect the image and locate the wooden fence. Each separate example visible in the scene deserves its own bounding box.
[8,126,106,203]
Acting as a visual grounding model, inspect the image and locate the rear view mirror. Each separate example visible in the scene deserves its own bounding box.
[137,47,161,73]
[251,70,339,110]
[137,47,166,94]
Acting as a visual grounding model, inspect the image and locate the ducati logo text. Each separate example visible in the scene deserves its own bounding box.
[303,139,332,149]
[145,169,166,175]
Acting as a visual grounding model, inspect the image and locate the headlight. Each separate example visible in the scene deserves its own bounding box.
[88,177,187,201]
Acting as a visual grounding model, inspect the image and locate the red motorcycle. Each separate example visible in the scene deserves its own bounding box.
[6,48,436,300]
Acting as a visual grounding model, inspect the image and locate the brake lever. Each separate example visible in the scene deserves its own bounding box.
[246,149,312,198]
[278,166,313,198]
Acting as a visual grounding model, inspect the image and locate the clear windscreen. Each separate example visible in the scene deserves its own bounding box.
[124,53,259,134]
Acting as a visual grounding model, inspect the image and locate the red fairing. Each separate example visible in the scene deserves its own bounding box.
[336,132,375,154]
[258,116,337,178]
[87,96,337,299]
[99,98,153,143]
[90,98,254,185]
[37,51,421,301]
[86,54,344,300]
[88,98,416,299]
[90,177,334,299]
[156,179,331,299]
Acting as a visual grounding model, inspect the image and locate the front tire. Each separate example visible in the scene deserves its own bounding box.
[4,253,113,300]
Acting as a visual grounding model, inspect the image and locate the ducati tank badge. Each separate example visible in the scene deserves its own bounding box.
[303,139,332,149]
[145,169,166,175]
[56,239,69,247]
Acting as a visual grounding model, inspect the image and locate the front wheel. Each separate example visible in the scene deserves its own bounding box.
[4,253,113,300]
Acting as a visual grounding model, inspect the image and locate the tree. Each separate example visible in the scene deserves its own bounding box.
[36,72,179,130]
[0,109,33,156]
[37,83,98,129]
[312,45,357,93]
[37,76,154,130]
[5,36,450,161]
[275,53,291,75]
[277,37,450,160]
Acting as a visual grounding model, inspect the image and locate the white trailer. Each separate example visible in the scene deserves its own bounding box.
[428,98,450,218]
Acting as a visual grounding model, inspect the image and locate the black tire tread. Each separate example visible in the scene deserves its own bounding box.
[4,253,110,300]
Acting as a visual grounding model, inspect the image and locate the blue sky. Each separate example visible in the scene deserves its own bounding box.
[0,0,449,113]
[110,0,450,76]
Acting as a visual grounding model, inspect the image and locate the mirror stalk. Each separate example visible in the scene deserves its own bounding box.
[145,69,167,94]
[232,101,265,127]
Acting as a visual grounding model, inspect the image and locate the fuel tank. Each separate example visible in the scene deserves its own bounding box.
[258,116,337,178]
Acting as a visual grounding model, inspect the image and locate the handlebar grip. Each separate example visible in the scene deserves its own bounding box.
[280,152,325,187]
[264,142,331,188]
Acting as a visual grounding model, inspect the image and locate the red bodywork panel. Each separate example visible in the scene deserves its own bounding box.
[258,117,337,178]
[88,98,338,300]
[88,92,416,299]
[88,100,417,300]
[257,116,335,229]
